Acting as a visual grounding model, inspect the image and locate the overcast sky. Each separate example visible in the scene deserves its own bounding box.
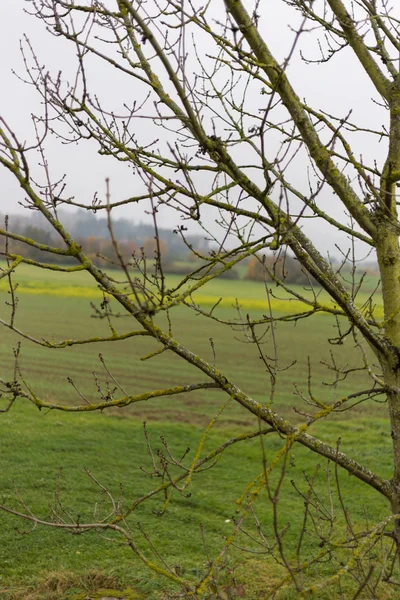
[0,0,396,257]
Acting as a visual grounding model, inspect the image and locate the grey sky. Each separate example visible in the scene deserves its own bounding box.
[0,1,395,257]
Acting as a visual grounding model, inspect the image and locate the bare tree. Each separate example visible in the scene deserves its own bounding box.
[2,0,400,596]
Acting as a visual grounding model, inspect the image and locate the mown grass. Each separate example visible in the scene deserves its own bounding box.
[0,262,394,598]
[0,404,394,599]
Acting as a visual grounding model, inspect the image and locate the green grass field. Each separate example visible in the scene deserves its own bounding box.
[0,260,384,316]
[0,263,394,599]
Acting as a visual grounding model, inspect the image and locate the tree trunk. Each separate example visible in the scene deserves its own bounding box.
[376,219,400,553]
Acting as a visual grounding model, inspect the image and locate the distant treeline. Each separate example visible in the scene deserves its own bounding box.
[2,211,360,285]
[246,254,318,285]
[1,210,209,270]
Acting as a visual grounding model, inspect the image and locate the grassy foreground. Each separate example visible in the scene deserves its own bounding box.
[0,405,393,599]
[0,264,394,598]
